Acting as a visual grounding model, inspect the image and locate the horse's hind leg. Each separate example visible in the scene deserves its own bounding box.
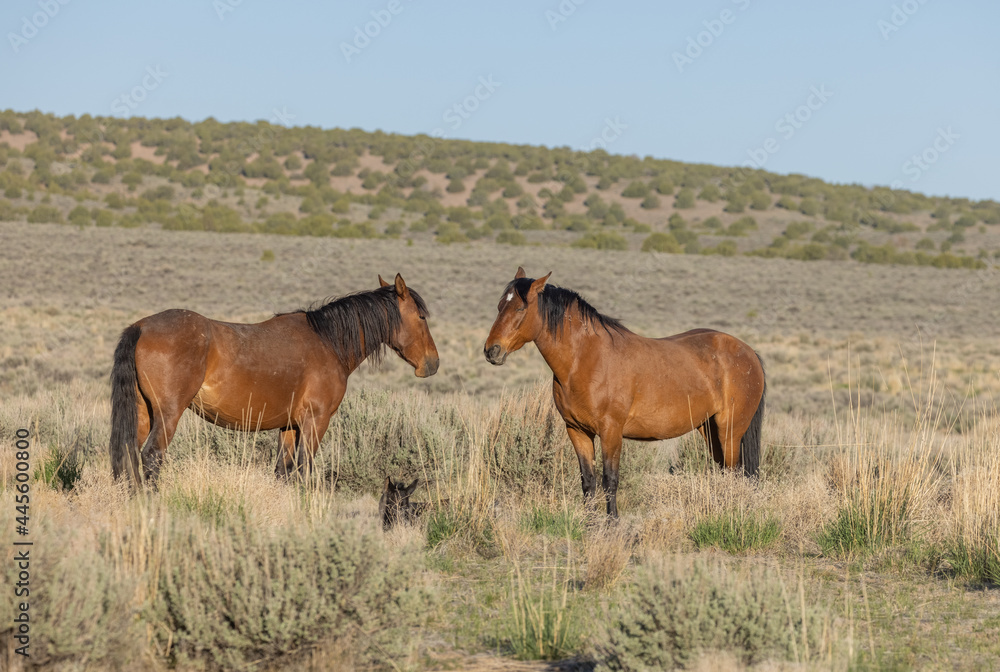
[710,409,744,470]
[141,401,190,485]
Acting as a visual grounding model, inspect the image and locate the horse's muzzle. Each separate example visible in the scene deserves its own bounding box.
[416,356,440,378]
[484,344,507,366]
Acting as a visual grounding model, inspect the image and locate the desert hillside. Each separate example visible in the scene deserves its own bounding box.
[1,109,998,269]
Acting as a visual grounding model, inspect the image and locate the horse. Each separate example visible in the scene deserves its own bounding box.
[483,267,765,517]
[378,477,431,530]
[109,274,439,487]
[379,476,452,530]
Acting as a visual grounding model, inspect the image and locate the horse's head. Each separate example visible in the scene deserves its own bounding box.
[484,266,551,366]
[379,476,419,530]
[381,274,439,378]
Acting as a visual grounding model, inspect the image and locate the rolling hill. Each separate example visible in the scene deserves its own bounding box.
[1,108,998,269]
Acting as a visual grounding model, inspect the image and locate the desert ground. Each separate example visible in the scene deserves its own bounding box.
[1,221,999,670]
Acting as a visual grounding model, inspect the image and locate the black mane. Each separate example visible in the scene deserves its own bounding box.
[295,285,428,367]
[505,278,628,339]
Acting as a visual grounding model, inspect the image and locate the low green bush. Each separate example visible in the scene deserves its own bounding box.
[604,556,828,670]
[153,517,431,670]
[0,517,143,668]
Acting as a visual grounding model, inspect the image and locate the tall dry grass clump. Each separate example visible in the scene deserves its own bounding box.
[602,554,836,670]
[504,540,584,661]
[818,373,945,558]
[945,418,1000,583]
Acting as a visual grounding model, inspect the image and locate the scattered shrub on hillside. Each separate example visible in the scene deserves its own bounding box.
[640,194,660,209]
[674,187,695,209]
[121,171,143,191]
[697,184,720,202]
[641,232,681,254]
[332,220,378,239]
[27,204,63,224]
[572,231,628,251]
[513,213,545,230]
[723,192,747,213]
[784,221,814,240]
[496,229,527,245]
[630,220,651,233]
[701,240,738,256]
[621,181,649,198]
[799,198,820,217]
[436,221,469,244]
[722,216,757,237]
[702,215,722,230]
[652,177,674,195]
[383,219,405,237]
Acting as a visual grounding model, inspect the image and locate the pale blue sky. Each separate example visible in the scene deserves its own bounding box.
[2,0,997,201]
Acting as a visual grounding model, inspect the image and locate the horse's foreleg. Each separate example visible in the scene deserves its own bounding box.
[283,412,332,483]
[598,430,623,518]
[566,427,597,506]
[275,428,298,478]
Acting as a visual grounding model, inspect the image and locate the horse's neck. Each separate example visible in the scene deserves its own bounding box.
[533,315,607,383]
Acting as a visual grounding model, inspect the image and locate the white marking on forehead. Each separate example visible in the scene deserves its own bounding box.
[506,293,513,301]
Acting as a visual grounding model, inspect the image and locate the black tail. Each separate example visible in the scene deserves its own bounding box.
[740,353,766,478]
[110,324,142,485]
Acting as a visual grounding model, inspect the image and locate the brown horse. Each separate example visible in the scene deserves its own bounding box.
[483,268,765,517]
[110,274,439,487]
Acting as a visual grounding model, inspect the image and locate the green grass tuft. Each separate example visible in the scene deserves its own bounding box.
[690,511,782,553]
[34,444,83,491]
[522,506,583,541]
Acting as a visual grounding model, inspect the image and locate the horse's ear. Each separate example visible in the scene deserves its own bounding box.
[515,266,527,279]
[394,273,410,299]
[379,275,390,288]
[404,478,418,496]
[528,271,551,299]
[384,476,392,490]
